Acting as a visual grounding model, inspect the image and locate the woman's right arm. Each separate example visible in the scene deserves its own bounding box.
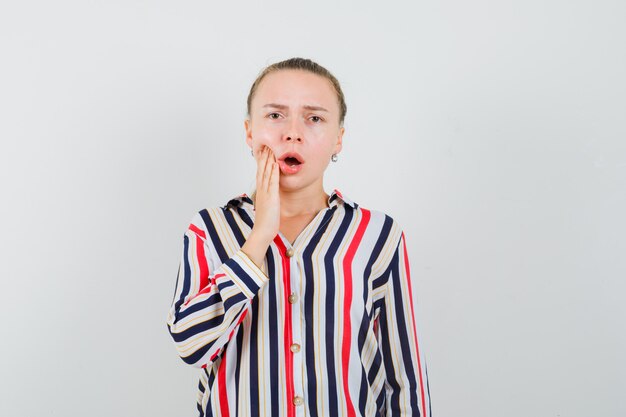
[165,216,271,368]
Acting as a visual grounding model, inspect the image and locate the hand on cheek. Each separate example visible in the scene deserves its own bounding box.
[251,144,281,242]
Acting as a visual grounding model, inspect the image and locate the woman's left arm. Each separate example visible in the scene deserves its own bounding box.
[378,230,432,417]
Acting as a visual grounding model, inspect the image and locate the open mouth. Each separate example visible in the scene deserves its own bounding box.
[284,156,301,166]
[279,152,305,167]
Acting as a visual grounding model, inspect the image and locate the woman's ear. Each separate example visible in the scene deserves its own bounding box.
[334,126,344,154]
[244,119,253,148]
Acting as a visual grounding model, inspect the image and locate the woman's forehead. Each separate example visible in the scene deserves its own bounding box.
[253,70,338,109]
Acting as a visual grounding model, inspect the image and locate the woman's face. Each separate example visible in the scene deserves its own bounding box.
[245,69,344,191]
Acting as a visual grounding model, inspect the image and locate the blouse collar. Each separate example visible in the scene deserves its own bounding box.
[222,188,357,211]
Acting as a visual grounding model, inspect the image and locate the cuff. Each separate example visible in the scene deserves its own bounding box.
[222,248,270,299]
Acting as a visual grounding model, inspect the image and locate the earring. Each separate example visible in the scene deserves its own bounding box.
[251,149,254,156]
[331,153,338,162]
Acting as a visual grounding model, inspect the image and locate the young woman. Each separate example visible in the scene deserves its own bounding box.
[166,57,432,417]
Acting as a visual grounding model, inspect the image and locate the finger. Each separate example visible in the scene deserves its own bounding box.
[256,146,268,183]
[263,147,273,183]
[269,160,278,190]
[265,160,273,191]
[257,148,269,188]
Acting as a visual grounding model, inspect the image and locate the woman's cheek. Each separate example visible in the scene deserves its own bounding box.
[253,125,278,142]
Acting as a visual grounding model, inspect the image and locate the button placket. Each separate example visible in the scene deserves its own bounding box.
[287,246,305,413]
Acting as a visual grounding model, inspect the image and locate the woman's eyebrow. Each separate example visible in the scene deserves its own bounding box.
[262,103,329,112]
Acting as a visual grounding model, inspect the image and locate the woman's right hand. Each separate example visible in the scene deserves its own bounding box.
[250,144,281,243]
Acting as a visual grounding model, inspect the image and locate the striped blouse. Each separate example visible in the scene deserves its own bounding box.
[166,188,432,417]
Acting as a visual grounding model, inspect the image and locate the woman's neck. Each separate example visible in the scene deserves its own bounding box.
[279,185,329,218]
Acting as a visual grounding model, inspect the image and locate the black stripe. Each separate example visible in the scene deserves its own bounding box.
[249,296,260,417]
[303,207,336,417]
[237,206,254,230]
[426,363,432,417]
[357,214,394,414]
[266,251,280,416]
[388,247,420,413]
[224,207,247,247]
[226,257,260,294]
[203,364,217,416]
[172,234,192,317]
[176,281,235,322]
[324,207,354,412]
[234,323,244,417]
[378,297,402,414]
[200,209,228,263]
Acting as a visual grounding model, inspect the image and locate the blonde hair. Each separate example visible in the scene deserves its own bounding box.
[246,57,347,204]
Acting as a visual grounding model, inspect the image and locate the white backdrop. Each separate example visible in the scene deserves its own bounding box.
[1,1,624,416]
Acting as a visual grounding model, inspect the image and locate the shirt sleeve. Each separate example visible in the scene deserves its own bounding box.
[378,230,432,417]
[165,211,270,368]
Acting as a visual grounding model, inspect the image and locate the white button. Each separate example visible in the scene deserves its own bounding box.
[290,343,301,353]
[293,395,304,406]
[288,293,298,304]
[286,248,295,257]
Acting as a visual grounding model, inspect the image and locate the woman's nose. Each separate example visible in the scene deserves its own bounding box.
[283,118,303,142]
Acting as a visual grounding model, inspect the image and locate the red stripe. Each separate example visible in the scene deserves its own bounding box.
[217,349,230,417]
[237,308,248,325]
[189,224,209,291]
[401,232,427,414]
[183,273,226,306]
[341,208,371,417]
[274,236,296,417]
[189,223,206,238]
